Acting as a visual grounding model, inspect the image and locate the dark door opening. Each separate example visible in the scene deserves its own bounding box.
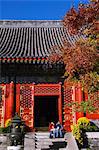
[34,96,58,127]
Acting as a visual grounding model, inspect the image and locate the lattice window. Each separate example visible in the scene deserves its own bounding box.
[20,86,32,108]
[64,87,72,103]
[34,86,59,95]
[63,86,73,129]
[90,92,99,110]
[20,85,33,128]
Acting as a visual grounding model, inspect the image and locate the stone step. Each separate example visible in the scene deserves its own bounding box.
[35,139,67,149]
[25,134,35,138]
[35,136,49,139]
[35,132,49,135]
[24,143,35,146]
[35,141,53,145]
[59,148,67,150]
[35,134,50,137]
[35,145,50,149]
[24,138,35,146]
[35,149,49,150]
[24,147,35,150]
[7,145,24,150]
[24,132,67,150]
[36,138,66,142]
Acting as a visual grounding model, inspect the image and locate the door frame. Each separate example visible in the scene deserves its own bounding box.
[16,83,62,129]
[33,83,62,128]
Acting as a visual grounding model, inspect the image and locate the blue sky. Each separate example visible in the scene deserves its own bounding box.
[0,0,89,20]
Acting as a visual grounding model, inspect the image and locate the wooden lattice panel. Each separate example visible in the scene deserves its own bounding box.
[64,87,72,103]
[20,85,33,127]
[63,86,73,131]
[90,91,99,111]
[20,86,32,108]
[34,85,59,95]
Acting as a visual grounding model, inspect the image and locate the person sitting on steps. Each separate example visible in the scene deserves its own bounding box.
[55,121,63,138]
[49,122,55,138]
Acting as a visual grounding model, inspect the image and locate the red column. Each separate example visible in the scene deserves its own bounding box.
[76,83,84,120]
[58,83,62,124]
[32,84,35,129]
[72,86,76,124]
[7,81,14,119]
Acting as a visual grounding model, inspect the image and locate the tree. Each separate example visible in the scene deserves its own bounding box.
[63,0,99,35]
[48,0,99,119]
[62,0,99,93]
[61,0,99,117]
[48,0,99,116]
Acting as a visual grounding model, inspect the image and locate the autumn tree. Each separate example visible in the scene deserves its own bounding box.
[60,0,99,115]
[48,0,99,115]
[62,0,99,93]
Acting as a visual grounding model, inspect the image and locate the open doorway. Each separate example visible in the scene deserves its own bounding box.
[34,96,58,128]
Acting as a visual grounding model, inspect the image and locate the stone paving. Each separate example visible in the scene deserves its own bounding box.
[24,132,79,150]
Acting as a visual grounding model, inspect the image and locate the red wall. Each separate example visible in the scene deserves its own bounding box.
[0,82,99,129]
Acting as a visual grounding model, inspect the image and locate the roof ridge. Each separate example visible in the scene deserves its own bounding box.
[0,20,63,28]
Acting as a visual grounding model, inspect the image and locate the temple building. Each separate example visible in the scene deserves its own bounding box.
[0,20,99,131]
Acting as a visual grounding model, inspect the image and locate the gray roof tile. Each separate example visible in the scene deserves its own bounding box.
[0,20,81,58]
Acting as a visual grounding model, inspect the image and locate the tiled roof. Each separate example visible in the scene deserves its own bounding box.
[0,20,83,60]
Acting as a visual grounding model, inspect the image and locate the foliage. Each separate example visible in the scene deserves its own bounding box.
[63,0,99,35]
[48,52,62,63]
[61,39,98,92]
[0,118,12,133]
[0,127,4,133]
[69,99,98,114]
[0,126,10,133]
[77,117,90,127]
[48,0,99,116]
[62,0,99,93]
[71,117,99,148]
[71,124,83,145]
[5,118,11,127]
[48,1,99,93]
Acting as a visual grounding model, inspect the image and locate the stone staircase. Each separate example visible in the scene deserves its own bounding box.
[0,132,79,150]
[24,132,67,150]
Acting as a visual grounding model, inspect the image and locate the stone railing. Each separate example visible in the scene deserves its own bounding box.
[86,132,99,150]
[90,119,99,128]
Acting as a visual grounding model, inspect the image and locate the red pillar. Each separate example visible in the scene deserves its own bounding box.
[32,84,35,129]
[72,86,76,124]
[7,82,14,119]
[76,83,84,120]
[58,83,62,124]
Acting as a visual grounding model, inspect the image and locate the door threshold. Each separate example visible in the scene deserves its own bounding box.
[35,127,49,132]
